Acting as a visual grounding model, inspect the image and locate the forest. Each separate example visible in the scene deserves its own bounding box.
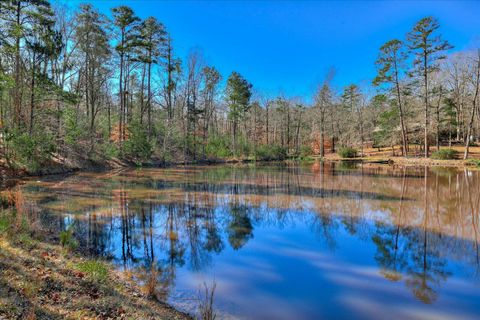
[0,1,480,173]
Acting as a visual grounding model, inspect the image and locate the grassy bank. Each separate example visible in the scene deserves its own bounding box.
[0,195,191,320]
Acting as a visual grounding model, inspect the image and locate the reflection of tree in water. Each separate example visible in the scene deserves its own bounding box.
[372,222,408,281]
[372,218,456,302]
[24,164,480,306]
[405,168,450,304]
[372,168,408,281]
[204,207,224,253]
[372,222,450,303]
[404,231,450,304]
[371,168,451,304]
[311,213,338,250]
[227,204,254,250]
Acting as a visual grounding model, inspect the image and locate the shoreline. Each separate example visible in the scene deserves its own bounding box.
[2,153,480,183]
[0,226,193,320]
[319,155,480,168]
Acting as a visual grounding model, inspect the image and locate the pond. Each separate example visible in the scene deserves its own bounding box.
[18,162,480,319]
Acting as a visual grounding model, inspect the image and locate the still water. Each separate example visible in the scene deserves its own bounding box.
[19,162,480,319]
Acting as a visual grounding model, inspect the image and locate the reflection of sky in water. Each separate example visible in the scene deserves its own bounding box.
[21,163,480,319]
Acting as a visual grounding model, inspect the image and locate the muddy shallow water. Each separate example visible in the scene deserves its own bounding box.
[18,162,480,319]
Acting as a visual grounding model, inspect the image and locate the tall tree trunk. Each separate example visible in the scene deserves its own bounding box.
[286,107,290,151]
[29,52,36,136]
[266,102,269,145]
[320,110,325,157]
[393,58,408,156]
[139,63,146,125]
[423,49,429,158]
[232,121,237,155]
[436,86,443,151]
[14,2,22,128]
[464,51,480,160]
[147,61,152,139]
[295,110,301,155]
[118,29,125,147]
[167,37,173,120]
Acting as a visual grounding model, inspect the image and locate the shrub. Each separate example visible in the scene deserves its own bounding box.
[144,263,158,298]
[205,135,232,158]
[100,142,119,160]
[63,107,83,146]
[5,129,56,170]
[299,145,313,158]
[338,147,357,158]
[469,159,480,167]
[430,149,457,160]
[255,144,287,161]
[0,214,9,233]
[0,193,9,209]
[123,121,153,162]
[235,135,253,157]
[60,225,78,251]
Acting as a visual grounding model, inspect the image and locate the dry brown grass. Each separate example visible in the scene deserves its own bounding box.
[198,282,217,320]
[143,263,159,299]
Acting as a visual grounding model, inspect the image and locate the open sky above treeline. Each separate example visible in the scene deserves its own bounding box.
[59,0,480,99]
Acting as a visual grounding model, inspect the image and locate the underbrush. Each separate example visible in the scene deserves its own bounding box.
[4,129,56,172]
[430,148,457,160]
[60,224,78,252]
[338,147,357,158]
[294,145,314,161]
[469,159,480,166]
[205,135,232,158]
[254,144,287,161]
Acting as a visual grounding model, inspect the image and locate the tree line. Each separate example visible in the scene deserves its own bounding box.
[0,1,479,171]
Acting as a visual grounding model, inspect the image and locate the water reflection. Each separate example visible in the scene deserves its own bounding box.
[21,162,480,319]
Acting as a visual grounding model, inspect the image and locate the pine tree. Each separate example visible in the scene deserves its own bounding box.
[75,4,111,148]
[225,72,252,155]
[0,0,55,128]
[112,5,139,145]
[407,17,452,157]
[138,17,166,137]
[374,39,409,156]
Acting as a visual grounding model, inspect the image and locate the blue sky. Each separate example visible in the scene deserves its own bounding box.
[62,0,480,100]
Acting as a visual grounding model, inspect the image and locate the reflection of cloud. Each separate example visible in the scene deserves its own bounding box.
[18,165,480,319]
[340,294,478,320]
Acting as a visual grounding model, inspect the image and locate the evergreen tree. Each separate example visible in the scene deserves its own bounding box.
[112,5,139,145]
[374,39,409,156]
[75,4,111,149]
[225,71,252,155]
[0,0,55,128]
[407,16,452,157]
[138,17,166,137]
